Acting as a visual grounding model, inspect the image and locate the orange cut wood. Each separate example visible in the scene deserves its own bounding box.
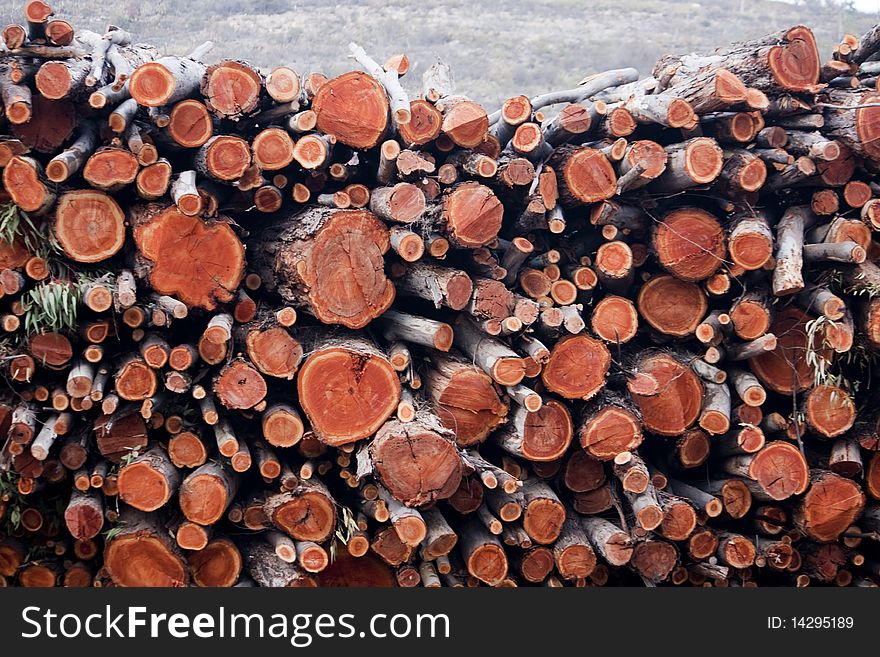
[201,60,263,118]
[632,353,703,436]
[579,404,643,461]
[214,360,267,410]
[244,325,303,380]
[297,337,400,446]
[542,334,611,400]
[637,275,707,337]
[29,333,73,367]
[369,417,462,506]
[167,100,213,148]
[749,307,823,395]
[313,71,389,149]
[653,207,726,281]
[442,182,504,248]
[131,204,245,310]
[249,208,394,329]
[104,513,187,587]
[188,538,242,587]
[54,190,126,263]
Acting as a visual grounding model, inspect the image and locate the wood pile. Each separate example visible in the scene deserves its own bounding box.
[1,1,880,587]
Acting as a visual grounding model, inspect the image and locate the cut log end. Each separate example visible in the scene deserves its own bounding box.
[129,62,180,107]
[314,72,389,149]
[684,137,724,183]
[654,207,725,282]
[798,472,865,542]
[632,353,703,436]
[55,190,126,263]
[638,276,707,337]
[769,26,821,92]
[372,418,462,506]
[443,183,503,247]
[749,441,810,501]
[580,406,642,461]
[169,100,214,148]
[104,524,187,587]
[542,334,611,400]
[298,343,400,446]
[188,538,242,587]
[804,385,856,438]
[132,205,245,311]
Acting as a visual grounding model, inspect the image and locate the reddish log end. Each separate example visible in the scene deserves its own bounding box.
[749,307,823,395]
[298,341,400,446]
[542,334,611,400]
[748,441,810,501]
[54,190,126,263]
[632,353,703,436]
[131,204,245,310]
[637,275,707,337]
[654,207,726,282]
[313,71,389,149]
[442,183,503,248]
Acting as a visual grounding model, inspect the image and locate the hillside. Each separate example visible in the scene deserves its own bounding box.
[2,0,878,108]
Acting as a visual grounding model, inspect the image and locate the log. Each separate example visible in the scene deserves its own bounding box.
[631,353,703,436]
[494,400,572,462]
[637,276,707,337]
[245,538,317,587]
[359,415,462,506]
[117,445,181,512]
[547,145,617,206]
[313,71,388,149]
[795,471,866,542]
[201,60,263,120]
[53,190,125,263]
[653,207,726,282]
[655,26,821,94]
[749,307,821,394]
[104,509,187,586]
[541,333,610,400]
[129,55,207,107]
[423,354,508,447]
[248,207,393,328]
[297,333,399,446]
[650,138,723,192]
[131,204,245,310]
[188,537,242,587]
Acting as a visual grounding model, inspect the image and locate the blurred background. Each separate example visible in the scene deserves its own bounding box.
[3,0,880,108]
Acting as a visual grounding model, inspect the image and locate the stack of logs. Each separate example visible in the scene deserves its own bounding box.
[1,1,880,588]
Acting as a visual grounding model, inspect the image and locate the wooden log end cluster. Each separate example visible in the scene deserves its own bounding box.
[1,2,880,588]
